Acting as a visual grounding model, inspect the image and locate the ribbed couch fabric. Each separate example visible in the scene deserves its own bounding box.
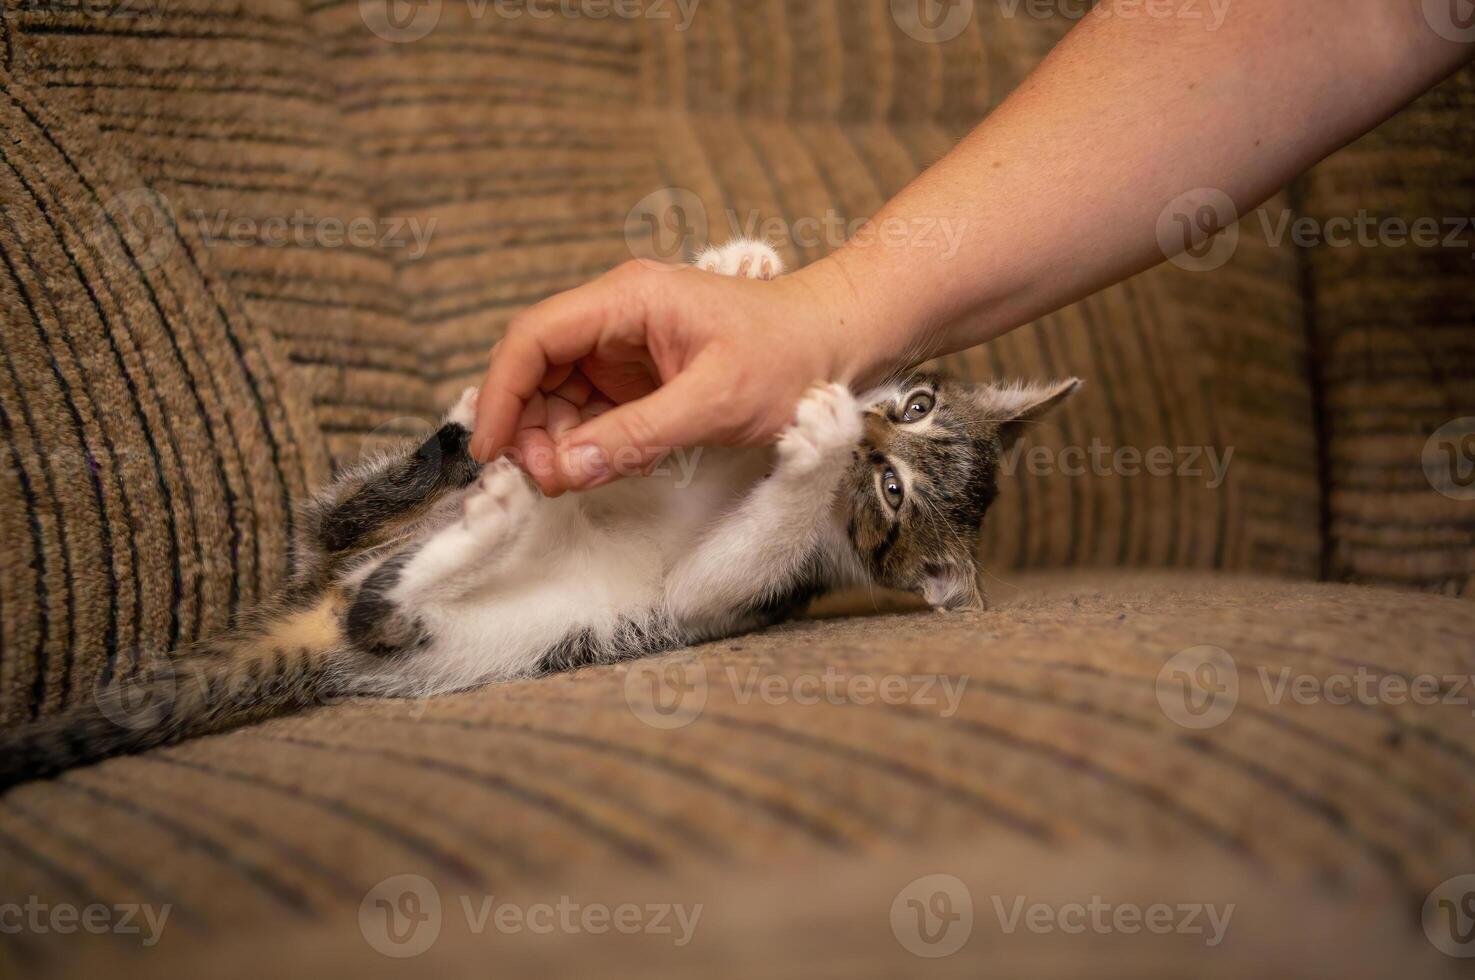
[0,1,1472,976]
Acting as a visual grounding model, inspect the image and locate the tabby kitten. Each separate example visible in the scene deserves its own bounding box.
[0,240,1079,787]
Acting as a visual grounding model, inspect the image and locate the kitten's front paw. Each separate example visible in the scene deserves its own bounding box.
[693,239,784,280]
[776,383,863,474]
[447,385,479,428]
[462,461,533,533]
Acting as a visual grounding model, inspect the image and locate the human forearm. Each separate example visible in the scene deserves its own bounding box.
[799,0,1474,383]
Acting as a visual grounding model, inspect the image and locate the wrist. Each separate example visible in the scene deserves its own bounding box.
[789,247,917,388]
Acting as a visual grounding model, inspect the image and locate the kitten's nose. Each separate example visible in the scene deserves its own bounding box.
[863,412,892,451]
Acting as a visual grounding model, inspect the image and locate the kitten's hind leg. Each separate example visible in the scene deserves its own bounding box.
[378,463,535,601]
[305,387,483,566]
[343,464,536,657]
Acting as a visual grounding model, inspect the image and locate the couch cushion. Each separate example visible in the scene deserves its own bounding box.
[0,70,330,725]
[1297,65,1475,597]
[2,571,1472,975]
[2,0,426,467]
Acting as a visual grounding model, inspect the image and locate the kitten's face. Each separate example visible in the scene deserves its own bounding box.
[841,374,1081,611]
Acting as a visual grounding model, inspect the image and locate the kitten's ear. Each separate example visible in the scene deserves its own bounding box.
[920,560,986,613]
[975,378,1083,451]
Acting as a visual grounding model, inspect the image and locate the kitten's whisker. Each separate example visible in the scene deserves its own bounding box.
[976,562,1015,590]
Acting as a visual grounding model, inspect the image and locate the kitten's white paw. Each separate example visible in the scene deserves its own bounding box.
[693,239,784,280]
[462,461,533,533]
[777,382,863,474]
[447,385,479,428]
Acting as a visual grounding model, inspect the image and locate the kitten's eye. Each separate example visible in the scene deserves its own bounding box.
[881,468,905,510]
[902,391,935,422]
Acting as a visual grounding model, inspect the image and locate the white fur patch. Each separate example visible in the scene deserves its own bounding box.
[692,238,784,279]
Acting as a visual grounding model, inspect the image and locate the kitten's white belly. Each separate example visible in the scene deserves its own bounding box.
[376,455,764,695]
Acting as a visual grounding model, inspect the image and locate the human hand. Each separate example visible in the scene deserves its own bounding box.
[469,255,886,495]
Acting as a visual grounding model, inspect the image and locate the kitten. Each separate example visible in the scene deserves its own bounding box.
[0,240,1079,787]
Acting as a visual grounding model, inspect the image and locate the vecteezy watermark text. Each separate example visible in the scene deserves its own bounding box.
[0,898,171,947]
[358,0,702,43]
[624,661,969,729]
[624,188,967,267]
[889,874,1234,959]
[194,209,438,261]
[12,0,167,27]
[1159,189,1475,272]
[1002,439,1235,489]
[991,894,1234,947]
[891,0,1233,44]
[359,875,700,958]
[1157,645,1475,730]
[89,190,440,269]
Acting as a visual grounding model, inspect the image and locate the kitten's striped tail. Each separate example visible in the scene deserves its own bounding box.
[0,594,358,790]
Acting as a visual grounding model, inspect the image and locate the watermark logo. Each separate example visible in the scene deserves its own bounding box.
[358,877,701,955]
[625,187,709,268]
[1424,418,1475,501]
[891,873,974,957]
[623,659,709,729]
[1157,188,1240,272]
[1423,874,1475,957]
[94,660,178,733]
[891,0,975,43]
[1423,0,1475,42]
[359,416,439,464]
[93,188,177,273]
[623,191,967,267]
[360,874,443,958]
[623,664,969,728]
[1160,191,1475,272]
[359,0,443,41]
[1156,645,1238,729]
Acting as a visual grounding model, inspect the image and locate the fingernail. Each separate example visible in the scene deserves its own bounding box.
[469,434,490,462]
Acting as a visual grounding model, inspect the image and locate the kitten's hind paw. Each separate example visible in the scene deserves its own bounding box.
[693,239,784,280]
[777,382,863,475]
[462,462,534,534]
[447,385,480,429]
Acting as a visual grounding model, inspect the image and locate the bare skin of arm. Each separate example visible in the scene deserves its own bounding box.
[471,0,1474,493]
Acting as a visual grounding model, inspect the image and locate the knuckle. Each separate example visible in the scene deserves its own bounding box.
[502,315,530,343]
[611,259,651,283]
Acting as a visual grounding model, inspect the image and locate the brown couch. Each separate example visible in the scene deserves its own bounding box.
[1,1,1472,975]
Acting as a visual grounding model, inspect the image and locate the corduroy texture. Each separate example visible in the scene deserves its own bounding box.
[0,67,330,726]
[1,572,1473,976]
[2,4,1474,977]
[1297,65,1475,597]
[4,0,425,468]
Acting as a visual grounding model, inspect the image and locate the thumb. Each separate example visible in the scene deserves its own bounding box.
[554,365,724,490]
